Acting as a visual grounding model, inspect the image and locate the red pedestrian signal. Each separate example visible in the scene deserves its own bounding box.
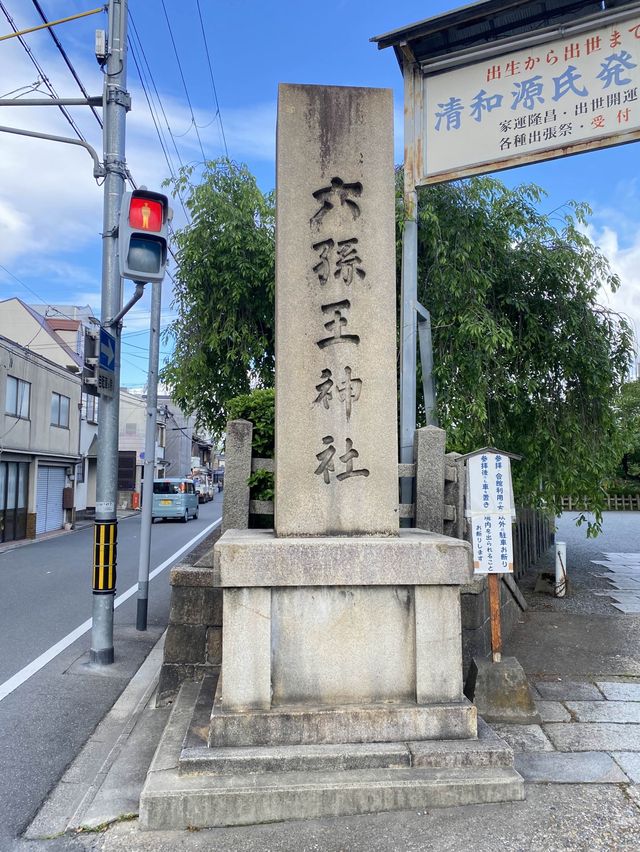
[128,196,163,232]
[119,190,169,283]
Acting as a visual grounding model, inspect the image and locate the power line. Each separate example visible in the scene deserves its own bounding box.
[122,338,172,353]
[128,40,178,187]
[30,0,103,129]
[127,9,188,176]
[0,263,80,321]
[1,79,40,98]
[159,0,207,164]
[122,324,172,338]
[127,32,191,223]
[0,1,86,142]
[195,0,228,158]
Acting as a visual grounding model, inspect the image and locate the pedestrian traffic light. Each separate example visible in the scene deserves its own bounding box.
[119,189,169,283]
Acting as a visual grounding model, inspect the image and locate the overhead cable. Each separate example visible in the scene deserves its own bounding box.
[127,31,191,223]
[195,0,228,158]
[0,1,86,141]
[30,0,103,129]
[128,10,188,174]
[159,0,207,164]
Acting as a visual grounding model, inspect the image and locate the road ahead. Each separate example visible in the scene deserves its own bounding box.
[0,493,223,849]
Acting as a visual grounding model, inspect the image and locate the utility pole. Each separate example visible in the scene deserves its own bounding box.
[91,0,129,665]
[137,278,162,631]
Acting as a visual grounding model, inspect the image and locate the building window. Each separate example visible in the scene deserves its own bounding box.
[5,376,30,419]
[76,459,85,484]
[51,392,70,428]
[156,423,166,448]
[118,451,137,490]
[84,393,98,424]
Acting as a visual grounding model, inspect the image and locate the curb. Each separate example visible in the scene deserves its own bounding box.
[25,631,166,840]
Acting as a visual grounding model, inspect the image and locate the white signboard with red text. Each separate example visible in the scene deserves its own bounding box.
[467,452,515,575]
[423,14,640,183]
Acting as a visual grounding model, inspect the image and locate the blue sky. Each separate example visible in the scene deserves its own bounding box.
[1,0,639,386]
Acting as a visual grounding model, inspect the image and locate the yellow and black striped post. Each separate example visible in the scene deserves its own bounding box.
[93,520,117,593]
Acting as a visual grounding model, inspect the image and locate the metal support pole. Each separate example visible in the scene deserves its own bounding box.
[399,195,418,511]
[417,304,437,427]
[90,0,128,665]
[399,54,422,518]
[107,280,145,327]
[0,125,104,177]
[137,280,162,631]
[0,97,102,107]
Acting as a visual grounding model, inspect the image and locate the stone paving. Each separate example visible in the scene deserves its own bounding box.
[498,531,640,800]
[494,677,640,783]
[589,552,640,613]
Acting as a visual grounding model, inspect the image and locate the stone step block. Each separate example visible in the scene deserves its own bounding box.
[180,719,513,776]
[209,699,477,747]
[180,741,411,775]
[140,764,525,830]
[140,683,522,832]
[408,719,514,769]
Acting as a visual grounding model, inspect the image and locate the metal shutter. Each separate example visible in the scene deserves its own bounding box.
[36,466,65,534]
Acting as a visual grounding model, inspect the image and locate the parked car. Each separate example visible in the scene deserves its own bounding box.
[152,478,199,523]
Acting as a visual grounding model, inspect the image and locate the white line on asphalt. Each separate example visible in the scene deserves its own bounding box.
[0,518,222,704]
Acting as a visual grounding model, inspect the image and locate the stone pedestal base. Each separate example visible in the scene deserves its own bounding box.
[139,679,524,830]
[138,529,525,829]
[210,683,477,747]
[214,529,472,722]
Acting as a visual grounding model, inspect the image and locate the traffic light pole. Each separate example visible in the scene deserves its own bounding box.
[137,278,162,631]
[91,0,129,665]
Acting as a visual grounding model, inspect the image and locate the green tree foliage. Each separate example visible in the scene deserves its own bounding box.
[411,177,633,531]
[162,159,275,435]
[614,379,640,482]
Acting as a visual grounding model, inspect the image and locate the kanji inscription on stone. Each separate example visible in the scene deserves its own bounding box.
[275,84,398,536]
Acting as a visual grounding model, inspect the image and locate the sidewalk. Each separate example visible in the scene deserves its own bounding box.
[0,510,140,555]
[22,512,640,851]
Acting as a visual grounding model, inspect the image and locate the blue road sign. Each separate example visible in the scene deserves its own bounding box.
[99,328,116,372]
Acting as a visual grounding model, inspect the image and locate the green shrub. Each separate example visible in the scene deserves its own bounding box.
[225,388,275,503]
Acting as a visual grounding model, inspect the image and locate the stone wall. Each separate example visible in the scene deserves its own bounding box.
[157,530,222,706]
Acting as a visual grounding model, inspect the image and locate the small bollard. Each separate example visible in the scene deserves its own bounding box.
[555,541,567,597]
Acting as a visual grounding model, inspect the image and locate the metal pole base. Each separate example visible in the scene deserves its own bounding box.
[89,646,114,665]
[136,597,148,632]
[90,591,115,665]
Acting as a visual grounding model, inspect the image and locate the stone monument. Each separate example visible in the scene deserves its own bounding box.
[140,84,523,830]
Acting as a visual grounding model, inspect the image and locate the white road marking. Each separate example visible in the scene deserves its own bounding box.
[0,518,221,703]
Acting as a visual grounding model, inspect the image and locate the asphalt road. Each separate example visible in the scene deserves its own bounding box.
[0,493,223,849]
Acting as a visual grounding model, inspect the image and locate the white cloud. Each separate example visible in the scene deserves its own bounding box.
[0,25,281,275]
[586,221,640,356]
